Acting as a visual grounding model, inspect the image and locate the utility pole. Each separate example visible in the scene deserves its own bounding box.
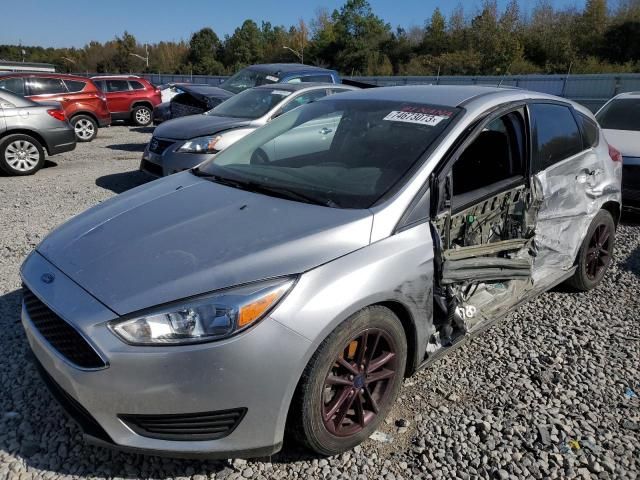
[129,44,149,69]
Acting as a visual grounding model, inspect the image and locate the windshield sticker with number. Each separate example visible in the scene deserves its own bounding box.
[383,110,448,126]
[271,90,292,96]
[265,75,279,82]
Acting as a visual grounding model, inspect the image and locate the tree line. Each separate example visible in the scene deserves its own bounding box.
[1,0,640,77]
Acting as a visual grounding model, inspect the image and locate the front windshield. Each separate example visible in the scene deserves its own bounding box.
[220,68,279,94]
[196,99,459,209]
[596,98,640,131]
[206,88,292,119]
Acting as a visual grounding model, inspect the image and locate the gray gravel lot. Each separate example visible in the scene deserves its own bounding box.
[1,126,639,480]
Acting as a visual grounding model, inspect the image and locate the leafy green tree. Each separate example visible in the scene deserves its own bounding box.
[421,7,448,56]
[187,28,223,74]
[114,31,137,73]
[600,20,640,63]
[223,20,263,69]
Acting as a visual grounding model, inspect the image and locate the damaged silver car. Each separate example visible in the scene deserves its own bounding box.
[21,86,621,459]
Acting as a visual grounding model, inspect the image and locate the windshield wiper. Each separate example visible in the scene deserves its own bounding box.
[192,168,339,207]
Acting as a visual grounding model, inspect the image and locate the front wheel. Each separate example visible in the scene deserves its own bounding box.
[0,134,45,175]
[291,306,407,456]
[131,105,153,126]
[71,115,98,142]
[566,209,615,291]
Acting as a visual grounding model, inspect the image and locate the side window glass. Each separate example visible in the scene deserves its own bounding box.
[106,80,130,92]
[530,103,583,172]
[0,78,25,95]
[286,77,302,84]
[576,112,599,149]
[278,90,327,116]
[64,80,86,93]
[452,112,525,197]
[27,77,67,95]
[301,74,333,83]
[129,80,145,90]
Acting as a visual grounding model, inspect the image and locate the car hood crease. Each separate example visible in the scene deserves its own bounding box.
[154,114,252,140]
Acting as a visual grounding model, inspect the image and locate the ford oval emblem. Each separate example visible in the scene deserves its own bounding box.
[41,273,55,284]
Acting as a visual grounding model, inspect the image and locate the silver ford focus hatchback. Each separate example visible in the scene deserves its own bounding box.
[20,86,622,458]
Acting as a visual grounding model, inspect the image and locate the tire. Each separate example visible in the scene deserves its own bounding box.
[566,209,615,291]
[0,134,45,176]
[131,105,153,126]
[291,306,407,456]
[71,115,98,142]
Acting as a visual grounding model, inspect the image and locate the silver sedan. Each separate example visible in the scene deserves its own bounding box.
[21,86,621,458]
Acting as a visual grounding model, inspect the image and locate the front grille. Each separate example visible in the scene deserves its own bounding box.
[149,137,175,155]
[34,357,113,444]
[120,408,247,441]
[22,287,106,369]
[141,159,163,176]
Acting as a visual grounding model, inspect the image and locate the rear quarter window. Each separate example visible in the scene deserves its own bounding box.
[530,103,584,172]
[27,77,67,95]
[596,98,640,131]
[0,77,25,95]
[129,80,146,90]
[576,113,599,148]
[64,80,87,93]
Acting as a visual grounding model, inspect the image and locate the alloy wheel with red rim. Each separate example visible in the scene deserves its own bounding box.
[322,328,398,437]
[586,223,613,280]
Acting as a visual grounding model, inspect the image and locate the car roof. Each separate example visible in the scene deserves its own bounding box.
[90,75,144,80]
[611,91,640,100]
[0,72,93,82]
[246,63,335,74]
[252,82,353,92]
[319,85,572,108]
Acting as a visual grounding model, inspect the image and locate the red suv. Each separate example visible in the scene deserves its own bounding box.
[91,76,161,127]
[0,73,110,142]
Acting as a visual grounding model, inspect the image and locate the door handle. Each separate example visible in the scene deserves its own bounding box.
[319,128,333,135]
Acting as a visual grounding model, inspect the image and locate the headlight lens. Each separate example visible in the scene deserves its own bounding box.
[177,135,222,154]
[110,278,294,345]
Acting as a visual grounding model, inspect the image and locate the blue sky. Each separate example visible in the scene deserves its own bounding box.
[1,0,585,48]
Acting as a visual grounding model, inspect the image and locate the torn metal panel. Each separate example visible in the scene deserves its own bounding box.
[443,238,529,260]
[442,257,532,284]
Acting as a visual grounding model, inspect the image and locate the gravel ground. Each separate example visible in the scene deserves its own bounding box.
[0,125,638,480]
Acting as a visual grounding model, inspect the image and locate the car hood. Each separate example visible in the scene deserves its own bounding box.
[154,114,253,140]
[36,172,373,316]
[602,129,640,157]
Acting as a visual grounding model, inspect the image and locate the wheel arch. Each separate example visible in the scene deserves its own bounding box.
[69,111,98,125]
[375,300,419,377]
[131,100,154,111]
[601,200,621,227]
[0,129,49,154]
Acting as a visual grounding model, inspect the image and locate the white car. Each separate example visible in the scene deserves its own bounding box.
[596,92,640,209]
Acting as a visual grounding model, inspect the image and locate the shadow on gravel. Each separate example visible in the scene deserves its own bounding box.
[621,209,640,226]
[96,170,153,194]
[131,126,155,134]
[106,143,147,153]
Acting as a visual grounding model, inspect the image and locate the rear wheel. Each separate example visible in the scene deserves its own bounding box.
[566,209,615,291]
[131,105,153,126]
[291,306,407,456]
[0,134,44,176]
[71,115,97,142]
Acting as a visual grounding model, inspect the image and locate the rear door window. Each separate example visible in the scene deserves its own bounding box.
[106,80,130,92]
[64,80,87,93]
[0,77,25,95]
[27,77,67,95]
[529,103,584,172]
[277,89,328,115]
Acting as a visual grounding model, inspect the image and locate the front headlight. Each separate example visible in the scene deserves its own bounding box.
[177,129,254,154]
[109,277,294,345]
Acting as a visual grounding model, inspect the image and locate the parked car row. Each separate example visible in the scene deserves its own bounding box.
[20,84,623,459]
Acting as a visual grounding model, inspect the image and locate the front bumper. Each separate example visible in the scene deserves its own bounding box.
[141,140,214,177]
[21,252,311,458]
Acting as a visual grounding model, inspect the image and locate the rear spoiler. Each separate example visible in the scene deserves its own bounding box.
[341,79,378,89]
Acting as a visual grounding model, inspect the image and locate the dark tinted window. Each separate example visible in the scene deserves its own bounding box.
[577,112,599,148]
[453,113,525,196]
[0,77,25,95]
[530,103,583,171]
[28,77,67,95]
[596,98,640,131]
[64,80,86,93]
[129,80,145,90]
[288,74,334,83]
[106,80,130,92]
